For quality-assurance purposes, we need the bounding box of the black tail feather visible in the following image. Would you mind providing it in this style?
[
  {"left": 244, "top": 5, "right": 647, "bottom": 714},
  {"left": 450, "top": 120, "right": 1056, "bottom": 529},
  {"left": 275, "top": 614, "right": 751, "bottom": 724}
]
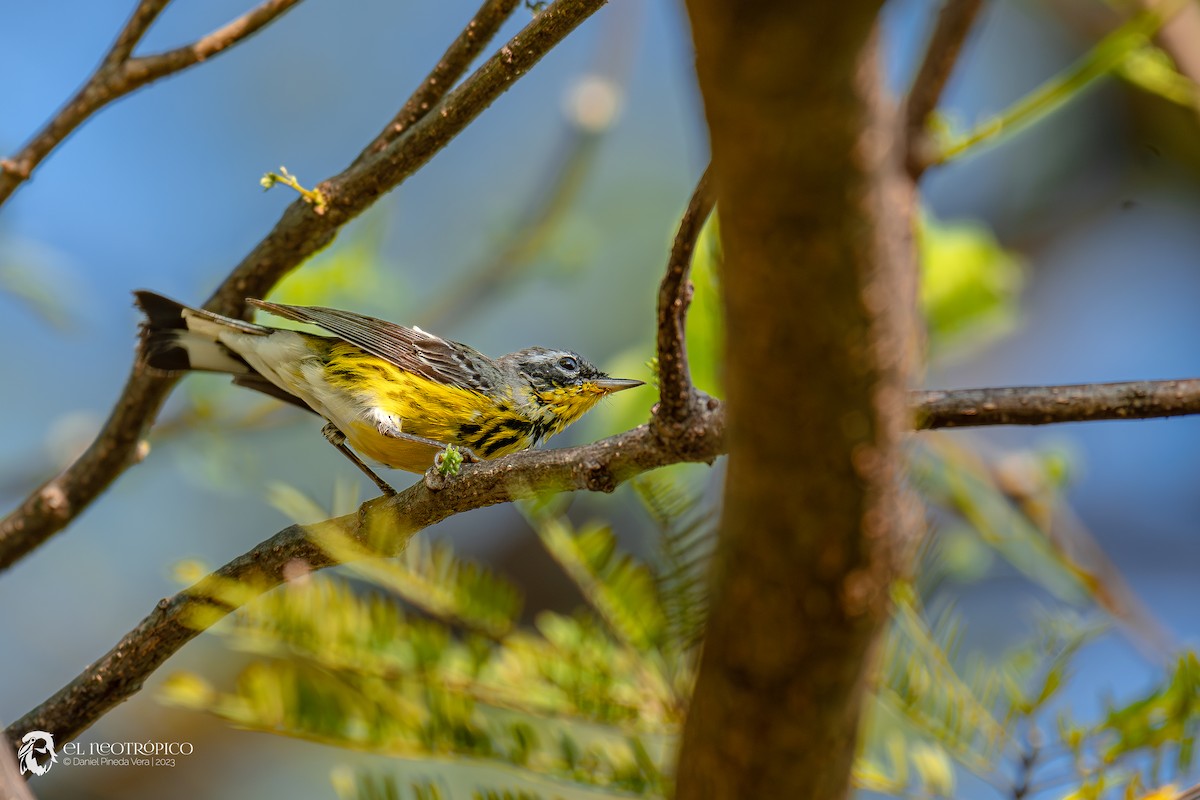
[
  {"left": 134, "top": 290, "right": 310, "bottom": 411},
  {"left": 134, "top": 292, "right": 193, "bottom": 372},
  {"left": 134, "top": 290, "right": 189, "bottom": 330},
  {"left": 133, "top": 290, "right": 251, "bottom": 374}
]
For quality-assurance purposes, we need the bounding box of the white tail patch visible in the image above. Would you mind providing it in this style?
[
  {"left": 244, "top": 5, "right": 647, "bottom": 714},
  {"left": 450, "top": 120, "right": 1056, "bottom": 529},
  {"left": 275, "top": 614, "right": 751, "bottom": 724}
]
[{"left": 169, "top": 332, "right": 251, "bottom": 373}]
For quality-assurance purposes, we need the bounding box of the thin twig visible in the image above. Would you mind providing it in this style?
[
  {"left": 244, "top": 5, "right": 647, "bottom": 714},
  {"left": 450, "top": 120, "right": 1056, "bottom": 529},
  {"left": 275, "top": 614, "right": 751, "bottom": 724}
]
[
  {"left": 0, "top": 0, "right": 303, "bottom": 206},
  {"left": 904, "top": 0, "right": 985, "bottom": 179},
  {"left": 0, "top": 0, "right": 609, "bottom": 572},
  {"left": 913, "top": 379, "right": 1200, "bottom": 428},
  {"left": 105, "top": 0, "right": 172, "bottom": 67},
  {"left": 3, "top": 417, "right": 725, "bottom": 749},
  {"left": 354, "top": 0, "right": 521, "bottom": 164},
  {"left": 653, "top": 166, "right": 715, "bottom": 441},
  {"left": 131, "top": 0, "right": 304, "bottom": 75}
]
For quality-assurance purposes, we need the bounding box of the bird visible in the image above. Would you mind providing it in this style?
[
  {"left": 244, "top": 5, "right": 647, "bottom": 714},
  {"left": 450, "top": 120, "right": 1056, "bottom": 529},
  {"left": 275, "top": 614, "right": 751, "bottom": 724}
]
[{"left": 133, "top": 291, "right": 644, "bottom": 495}]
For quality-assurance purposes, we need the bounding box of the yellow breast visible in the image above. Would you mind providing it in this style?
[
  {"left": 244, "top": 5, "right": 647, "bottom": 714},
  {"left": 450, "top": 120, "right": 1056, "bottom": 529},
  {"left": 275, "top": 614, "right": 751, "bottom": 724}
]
[{"left": 323, "top": 345, "right": 541, "bottom": 471}]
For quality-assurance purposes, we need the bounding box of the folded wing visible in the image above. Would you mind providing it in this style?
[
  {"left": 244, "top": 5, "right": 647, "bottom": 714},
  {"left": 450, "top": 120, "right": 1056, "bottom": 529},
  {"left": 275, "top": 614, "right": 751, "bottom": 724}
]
[{"left": 248, "top": 299, "right": 499, "bottom": 393}]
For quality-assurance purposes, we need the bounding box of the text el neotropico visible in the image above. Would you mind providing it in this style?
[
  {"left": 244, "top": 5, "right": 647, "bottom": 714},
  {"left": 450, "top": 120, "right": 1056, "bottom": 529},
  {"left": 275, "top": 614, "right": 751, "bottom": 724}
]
[{"left": 60, "top": 740, "right": 193, "bottom": 765}]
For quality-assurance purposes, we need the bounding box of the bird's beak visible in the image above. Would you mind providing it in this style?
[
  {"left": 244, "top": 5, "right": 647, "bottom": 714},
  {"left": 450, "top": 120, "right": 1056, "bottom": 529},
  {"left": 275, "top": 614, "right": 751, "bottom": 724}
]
[{"left": 594, "top": 377, "right": 645, "bottom": 393}]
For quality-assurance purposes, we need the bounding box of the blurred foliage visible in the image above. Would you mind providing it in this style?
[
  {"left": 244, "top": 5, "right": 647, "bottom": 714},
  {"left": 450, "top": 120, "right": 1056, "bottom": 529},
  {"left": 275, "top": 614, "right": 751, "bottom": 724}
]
[
  {"left": 913, "top": 437, "right": 1091, "bottom": 606},
  {"left": 918, "top": 210, "right": 1023, "bottom": 361},
  {"left": 1119, "top": 44, "right": 1200, "bottom": 108},
  {"left": 0, "top": 236, "right": 79, "bottom": 330},
  {"left": 268, "top": 208, "right": 392, "bottom": 312},
  {"left": 931, "top": 6, "right": 1189, "bottom": 166},
  {"left": 160, "top": 455, "right": 1200, "bottom": 799}
]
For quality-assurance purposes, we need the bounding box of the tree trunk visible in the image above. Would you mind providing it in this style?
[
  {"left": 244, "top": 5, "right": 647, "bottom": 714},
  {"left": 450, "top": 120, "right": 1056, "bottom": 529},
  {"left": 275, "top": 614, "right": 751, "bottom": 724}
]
[{"left": 674, "top": 4, "right": 919, "bottom": 798}]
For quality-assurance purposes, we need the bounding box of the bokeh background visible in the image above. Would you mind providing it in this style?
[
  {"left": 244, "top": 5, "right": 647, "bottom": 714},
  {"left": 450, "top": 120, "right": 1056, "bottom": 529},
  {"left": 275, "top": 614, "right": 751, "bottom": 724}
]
[{"left": 2, "top": 0, "right": 1200, "bottom": 797}]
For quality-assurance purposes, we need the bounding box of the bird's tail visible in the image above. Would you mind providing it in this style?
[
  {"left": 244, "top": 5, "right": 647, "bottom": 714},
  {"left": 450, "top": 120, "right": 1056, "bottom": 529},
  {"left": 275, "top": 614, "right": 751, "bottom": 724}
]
[{"left": 133, "top": 291, "right": 267, "bottom": 374}]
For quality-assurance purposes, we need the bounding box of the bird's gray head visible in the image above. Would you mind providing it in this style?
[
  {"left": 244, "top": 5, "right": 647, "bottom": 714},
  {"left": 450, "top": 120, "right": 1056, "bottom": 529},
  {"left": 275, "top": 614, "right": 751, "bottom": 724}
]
[
  {"left": 504, "top": 347, "right": 606, "bottom": 392},
  {"left": 499, "top": 347, "right": 644, "bottom": 429}
]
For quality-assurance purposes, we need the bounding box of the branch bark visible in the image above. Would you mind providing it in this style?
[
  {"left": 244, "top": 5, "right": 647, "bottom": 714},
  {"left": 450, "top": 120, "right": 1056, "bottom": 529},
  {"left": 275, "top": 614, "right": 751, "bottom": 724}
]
[
  {"left": 675, "top": 2, "right": 918, "bottom": 798},
  {"left": 0, "top": 0, "right": 303, "bottom": 206},
  {"left": 913, "top": 378, "right": 1200, "bottom": 428},
  {"left": 653, "top": 165, "right": 715, "bottom": 441},
  {"left": 0, "top": 0, "right": 608, "bottom": 572},
  {"left": 4, "top": 417, "right": 724, "bottom": 750},
  {"left": 904, "top": 0, "right": 985, "bottom": 179}
]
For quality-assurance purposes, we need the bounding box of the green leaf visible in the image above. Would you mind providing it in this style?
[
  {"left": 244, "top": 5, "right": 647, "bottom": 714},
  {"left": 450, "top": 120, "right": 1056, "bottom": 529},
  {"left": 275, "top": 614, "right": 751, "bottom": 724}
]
[
  {"left": 632, "top": 472, "right": 714, "bottom": 653},
  {"left": 346, "top": 536, "right": 523, "bottom": 639},
  {"left": 526, "top": 511, "right": 668, "bottom": 655}
]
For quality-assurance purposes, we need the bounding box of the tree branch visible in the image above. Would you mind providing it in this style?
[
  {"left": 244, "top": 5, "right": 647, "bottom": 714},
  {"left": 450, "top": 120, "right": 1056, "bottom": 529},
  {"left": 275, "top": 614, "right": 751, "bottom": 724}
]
[
  {"left": 904, "top": 0, "right": 985, "bottom": 179},
  {"left": 914, "top": 378, "right": 1200, "bottom": 428},
  {"left": 0, "top": 0, "right": 303, "bottom": 206},
  {"left": 354, "top": 0, "right": 521, "bottom": 164},
  {"left": 128, "top": 0, "right": 306, "bottom": 77},
  {"left": 4, "top": 417, "right": 725, "bottom": 750},
  {"left": 0, "top": 0, "right": 608, "bottom": 573},
  {"left": 104, "top": 0, "right": 172, "bottom": 67},
  {"left": 652, "top": 165, "right": 715, "bottom": 439}
]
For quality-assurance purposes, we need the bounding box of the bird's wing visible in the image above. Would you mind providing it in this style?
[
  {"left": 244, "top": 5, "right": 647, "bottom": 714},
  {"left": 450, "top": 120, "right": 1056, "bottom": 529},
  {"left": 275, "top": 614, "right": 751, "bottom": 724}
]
[{"left": 247, "top": 299, "right": 498, "bottom": 392}]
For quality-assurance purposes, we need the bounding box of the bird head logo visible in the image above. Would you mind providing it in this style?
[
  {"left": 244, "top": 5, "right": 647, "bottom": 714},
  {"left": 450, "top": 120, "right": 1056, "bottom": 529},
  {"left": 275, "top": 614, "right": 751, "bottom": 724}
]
[{"left": 18, "top": 730, "right": 57, "bottom": 776}]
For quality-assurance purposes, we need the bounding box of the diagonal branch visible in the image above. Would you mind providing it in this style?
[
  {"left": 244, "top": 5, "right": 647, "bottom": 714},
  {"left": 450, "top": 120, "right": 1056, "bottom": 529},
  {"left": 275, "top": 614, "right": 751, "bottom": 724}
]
[
  {"left": 0, "top": 0, "right": 304, "bottom": 206},
  {"left": 0, "top": 0, "right": 609, "bottom": 573},
  {"left": 3, "top": 417, "right": 725, "bottom": 750},
  {"left": 913, "top": 378, "right": 1200, "bottom": 428},
  {"left": 653, "top": 165, "right": 715, "bottom": 440},
  {"left": 206, "top": 0, "right": 610, "bottom": 315},
  {"left": 354, "top": 0, "right": 520, "bottom": 164},
  {"left": 904, "top": 0, "right": 985, "bottom": 179}
]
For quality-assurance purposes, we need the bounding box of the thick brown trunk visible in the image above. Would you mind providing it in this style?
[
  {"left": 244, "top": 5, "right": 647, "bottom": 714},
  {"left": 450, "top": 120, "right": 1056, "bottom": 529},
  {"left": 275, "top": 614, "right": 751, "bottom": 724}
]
[{"left": 674, "top": 4, "right": 918, "bottom": 798}]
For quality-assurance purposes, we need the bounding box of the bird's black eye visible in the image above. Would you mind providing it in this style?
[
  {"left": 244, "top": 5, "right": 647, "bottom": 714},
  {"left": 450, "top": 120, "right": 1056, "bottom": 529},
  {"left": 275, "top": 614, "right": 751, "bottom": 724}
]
[{"left": 558, "top": 356, "right": 579, "bottom": 372}]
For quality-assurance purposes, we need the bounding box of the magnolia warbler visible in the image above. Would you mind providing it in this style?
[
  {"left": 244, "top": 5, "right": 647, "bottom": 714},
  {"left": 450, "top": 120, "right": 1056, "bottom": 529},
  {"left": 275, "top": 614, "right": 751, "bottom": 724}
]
[{"left": 134, "top": 291, "right": 643, "bottom": 494}]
